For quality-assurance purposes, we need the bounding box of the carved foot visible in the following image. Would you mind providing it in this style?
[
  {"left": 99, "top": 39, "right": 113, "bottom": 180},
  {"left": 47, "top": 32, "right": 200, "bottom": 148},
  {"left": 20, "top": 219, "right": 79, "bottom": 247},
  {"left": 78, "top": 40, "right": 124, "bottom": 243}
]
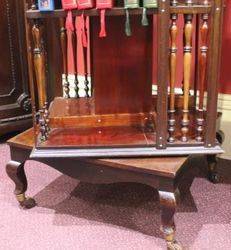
[
  {"left": 158, "top": 190, "right": 182, "bottom": 249},
  {"left": 6, "top": 160, "right": 36, "bottom": 209},
  {"left": 207, "top": 155, "right": 219, "bottom": 184},
  {"left": 16, "top": 193, "right": 36, "bottom": 209}
]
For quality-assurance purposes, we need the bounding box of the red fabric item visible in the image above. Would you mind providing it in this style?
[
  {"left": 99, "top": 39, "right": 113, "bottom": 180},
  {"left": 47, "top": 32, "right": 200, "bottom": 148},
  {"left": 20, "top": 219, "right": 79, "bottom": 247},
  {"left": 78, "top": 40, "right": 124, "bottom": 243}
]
[
  {"left": 81, "top": 14, "right": 88, "bottom": 48},
  {"left": 77, "top": 0, "right": 95, "bottom": 10},
  {"left": 61, "top": 0, "right": 78, "bottom": 10},
  {"left": 96, "top": 0, "right": 113, "bottom": 9},
  {"left": 96, "top": 0, "right": 113, "bottom": 37},
  {"left": 99, "top": 9, "right": 106, "bottom": 37},
  {"left": 66, "top": 11, "right": 76, "bottom": 74}
]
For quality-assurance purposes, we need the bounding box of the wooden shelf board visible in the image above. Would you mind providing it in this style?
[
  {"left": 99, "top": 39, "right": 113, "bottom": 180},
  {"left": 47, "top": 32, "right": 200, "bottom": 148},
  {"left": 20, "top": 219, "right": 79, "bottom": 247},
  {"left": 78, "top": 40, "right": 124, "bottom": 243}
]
[
  {"left": 37, "top": 126, "right": 156, "bottom": 148},
  {"left": 26, "top": 5, "right": 211, "bottom": 19}
]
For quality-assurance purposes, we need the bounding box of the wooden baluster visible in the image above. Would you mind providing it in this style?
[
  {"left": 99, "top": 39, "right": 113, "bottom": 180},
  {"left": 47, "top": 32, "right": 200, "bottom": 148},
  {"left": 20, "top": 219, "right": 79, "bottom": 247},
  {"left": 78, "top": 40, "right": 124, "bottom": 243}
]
[
  {"left": 196, "top": 12, "right": 209, "bottom": 142},
  {"left": 43, "top": 101, "right": 50, "bottom": 138},
  {"left": 83, "top": 16, "right": 90, "bottom": 98},
  {"left": 73, "top": 17, "right": 79, "bottom": 98},
  {"left": 25, "top": 16, "right": 37, "bottom": 144},
  {"left": 32, "top": 21, "right": 49, "bottom": 141},
  {"left": 39, "top": 109, "right": 47, "bottom": 141},
  {"left": 181, "top": 13, "right": 193, "bottom": 142},
  {"left": 32, "top": 21, "right": 46, "bottom": 108},
  {"left": 59, "top": 18, "right": 70, "bottom": 98},
  {"left": 168, "top": 11, "right": 178, "bottom": 143}
]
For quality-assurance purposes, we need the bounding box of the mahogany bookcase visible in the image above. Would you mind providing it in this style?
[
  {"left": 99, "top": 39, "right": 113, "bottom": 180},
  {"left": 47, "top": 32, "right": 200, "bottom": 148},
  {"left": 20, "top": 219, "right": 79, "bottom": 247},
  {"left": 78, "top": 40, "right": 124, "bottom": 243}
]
[{"left": 6, "top": 0, "right": 225, "bottom": 249}]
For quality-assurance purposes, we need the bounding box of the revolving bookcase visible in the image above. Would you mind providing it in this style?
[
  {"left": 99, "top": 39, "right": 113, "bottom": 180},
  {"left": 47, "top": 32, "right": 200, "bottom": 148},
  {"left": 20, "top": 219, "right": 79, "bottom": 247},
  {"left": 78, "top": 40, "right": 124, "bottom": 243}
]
[
  {"left": 6, "top": 0, "right": 225, "bottom": 249},
  {"left": 25, "top": 0, "right": 224, "bottom": 158}
]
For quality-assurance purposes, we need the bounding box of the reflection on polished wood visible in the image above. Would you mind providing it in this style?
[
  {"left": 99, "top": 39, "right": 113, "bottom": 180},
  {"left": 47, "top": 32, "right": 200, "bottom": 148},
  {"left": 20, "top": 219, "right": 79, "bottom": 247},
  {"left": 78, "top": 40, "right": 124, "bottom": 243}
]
[{"left": 38, "top": 126, "right": 155, "bottom": 148}]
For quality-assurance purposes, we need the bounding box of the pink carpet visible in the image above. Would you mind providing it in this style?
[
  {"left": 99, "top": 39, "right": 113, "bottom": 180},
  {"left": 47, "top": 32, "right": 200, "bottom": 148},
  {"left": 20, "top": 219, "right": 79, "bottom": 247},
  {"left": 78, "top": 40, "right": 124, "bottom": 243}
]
[{"left": 0, "top": 141, "right": 231, "bottom": 249}]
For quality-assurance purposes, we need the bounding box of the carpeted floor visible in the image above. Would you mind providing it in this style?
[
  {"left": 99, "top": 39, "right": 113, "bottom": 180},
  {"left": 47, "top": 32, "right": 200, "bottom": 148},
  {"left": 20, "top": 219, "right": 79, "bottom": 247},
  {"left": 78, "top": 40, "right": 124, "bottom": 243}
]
[{"left": 0, "top": 141, "right": 231, "bottom": 250}]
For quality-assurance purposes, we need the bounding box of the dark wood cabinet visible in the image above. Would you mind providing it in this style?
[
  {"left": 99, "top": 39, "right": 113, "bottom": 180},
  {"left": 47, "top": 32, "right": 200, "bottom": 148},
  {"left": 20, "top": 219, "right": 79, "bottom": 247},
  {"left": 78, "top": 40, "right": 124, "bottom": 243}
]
[{"left": 0, "top": 0, "right": 32, "bottom": 135}]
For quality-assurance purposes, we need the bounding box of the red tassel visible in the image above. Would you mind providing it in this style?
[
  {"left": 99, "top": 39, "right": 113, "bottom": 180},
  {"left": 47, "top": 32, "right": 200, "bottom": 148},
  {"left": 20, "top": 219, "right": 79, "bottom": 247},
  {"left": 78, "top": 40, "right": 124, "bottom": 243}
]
[
  {"left": 66, "top": 11, "right": 74, "bottom": 31},
  {"left": 99, "top": 9, "right": 106, "bottom": 38},
  {"left": 65, "top": 10, "right": 75, "bottom": 75},
  {"left": 81, "top": 13, "right": 88, "bottom": 48}
]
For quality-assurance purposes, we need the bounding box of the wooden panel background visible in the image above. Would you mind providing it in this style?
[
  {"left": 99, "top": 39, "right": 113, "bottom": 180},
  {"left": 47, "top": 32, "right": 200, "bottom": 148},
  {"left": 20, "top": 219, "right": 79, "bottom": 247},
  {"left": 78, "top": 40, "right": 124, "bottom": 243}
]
[{"left": 91, "top": 15, "right": 153, "bottom": 114}]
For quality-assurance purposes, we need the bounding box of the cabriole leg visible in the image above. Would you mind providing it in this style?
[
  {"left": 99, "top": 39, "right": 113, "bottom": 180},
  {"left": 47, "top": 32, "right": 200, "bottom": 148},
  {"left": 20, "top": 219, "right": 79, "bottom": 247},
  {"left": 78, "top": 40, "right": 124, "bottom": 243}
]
[
  {"left": 207, "top": 155, "right": 219, "bottom": 183},
  {"left": 6, "top": 160, "right": 36, "bottom": 209},
  {"left": 158, "top": 190, "right": 182, "bottom": 250}
]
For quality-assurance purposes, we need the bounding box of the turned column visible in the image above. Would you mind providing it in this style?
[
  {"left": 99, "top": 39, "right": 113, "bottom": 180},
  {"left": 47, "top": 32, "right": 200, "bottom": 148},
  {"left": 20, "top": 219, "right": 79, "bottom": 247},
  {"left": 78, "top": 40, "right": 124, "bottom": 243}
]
[
  {"left": 32, "top": 21, "right": 49, "bottom": 141},
  {"left": 60, "top": 18, "right": 70, "bottom": 98},
  {"left": 168, "top": 1, "right": 178, "bottom": 142},
  {"left": 73, "top": 17, "right": 79, "bottom": 98},
  {"left": 82, "top": 16, "right": 90, "bottom": 98},
  {"left": 181, "top": 10, "right": 193, "bottom": 142},
  {"left": 196, "top": 11, "right": 209, "bottom": 142}
]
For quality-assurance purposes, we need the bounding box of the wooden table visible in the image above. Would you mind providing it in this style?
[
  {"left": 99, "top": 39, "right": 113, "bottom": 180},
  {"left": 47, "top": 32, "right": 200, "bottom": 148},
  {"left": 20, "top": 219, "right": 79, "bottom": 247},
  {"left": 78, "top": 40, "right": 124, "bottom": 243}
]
[{"left": 6, "top": 128, "right": 219, "bottom": 250}]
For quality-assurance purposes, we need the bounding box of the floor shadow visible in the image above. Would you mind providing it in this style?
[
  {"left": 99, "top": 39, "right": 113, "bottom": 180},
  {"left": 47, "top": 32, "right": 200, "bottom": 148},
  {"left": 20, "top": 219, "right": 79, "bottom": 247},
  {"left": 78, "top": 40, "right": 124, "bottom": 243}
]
[
  {"left": 32, "top": 165, "right": 200, "bottom": 239},
  {"left": 31, "top": 155, "right": 231, "bottom": 245}
]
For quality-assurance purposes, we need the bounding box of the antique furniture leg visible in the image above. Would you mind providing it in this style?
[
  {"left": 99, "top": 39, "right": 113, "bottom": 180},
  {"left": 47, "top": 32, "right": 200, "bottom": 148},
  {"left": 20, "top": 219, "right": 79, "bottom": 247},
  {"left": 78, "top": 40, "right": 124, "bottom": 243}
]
[
  {"left": 206, "top": 154, "right": 219, "bottom": 183},
  {"left": 158, "top": 189, "right": 182, "bottom": 250},
  {"left": 6, "top": 160, "right": 36, "bottom": 209}
]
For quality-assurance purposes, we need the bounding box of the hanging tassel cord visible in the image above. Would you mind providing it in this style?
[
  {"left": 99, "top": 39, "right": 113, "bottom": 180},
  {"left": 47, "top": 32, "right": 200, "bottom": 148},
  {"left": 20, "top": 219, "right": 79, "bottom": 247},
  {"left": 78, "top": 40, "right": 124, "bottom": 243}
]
[{"left": 99, "top": 9, "right": 107, "bottom": 37}]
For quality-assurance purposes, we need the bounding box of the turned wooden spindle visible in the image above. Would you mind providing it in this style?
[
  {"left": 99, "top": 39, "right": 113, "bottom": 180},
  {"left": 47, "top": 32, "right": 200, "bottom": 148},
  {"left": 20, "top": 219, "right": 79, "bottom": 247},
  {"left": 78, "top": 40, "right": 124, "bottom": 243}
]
[
  {"left": 39, "top": 109, "right": 47, "bottom": 141},
  {"left": 43, "top": 101, "right": 50, "bottom": 138},
  {"left": 181, "top": 14, "right": 193, "bottom": 142},
  {"left": 59, "top": 18, "right": 70, "bottom": 98},
  {"left": 168, "top": 13, "right": 178, "bottom": 143},
  {"left": 25, "top": 19, "right": 37, "bottom": 144},
  {"left": 196, "top": 13, "right": 209, "bottom": 142},
  {"left": 32, "top": 21, "right": 47, "bottom": 110},
  {"left": 73, "top": 18, "right": 79, "bottom": 98},
  {"left": 32, "top": 21, "right": 49, "bottom": 141},
  {"left": 82, "top": 16, "right": 90, "bottom": 98}
]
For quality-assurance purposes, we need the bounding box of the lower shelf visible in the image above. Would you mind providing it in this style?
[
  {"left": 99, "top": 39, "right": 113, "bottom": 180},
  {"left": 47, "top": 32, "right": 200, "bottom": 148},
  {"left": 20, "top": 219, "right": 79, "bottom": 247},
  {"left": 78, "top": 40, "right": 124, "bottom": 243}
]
[{"left": 38, "top": 126, "right": 156, "bottom": 148}]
